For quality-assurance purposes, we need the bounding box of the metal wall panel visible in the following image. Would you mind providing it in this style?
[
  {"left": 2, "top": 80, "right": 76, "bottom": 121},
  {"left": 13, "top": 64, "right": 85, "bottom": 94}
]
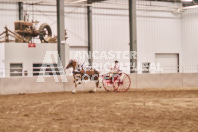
[
  {"left": 92, "top": 1, "right": 182, "bottom": 73},
  {"left": 69, "top": 47, "right": 88, "bottom": 62},
  {"left": 182, "top": 8, "right": 198, "bottom": 73},
  {"left": 0, "top": 3, "right": 18, "bottom": 33},
  {"left": 65, "top": 7, "right": 88, "bottom": 46},
  {"left": 137, "top": 15, "right": 182, "bottom": 64},
  {"left": 92, "top": 3, "right": 130, "bottom": 73},
  {"left": 0, "top": 1, "right": 193, "bottom": 74}
]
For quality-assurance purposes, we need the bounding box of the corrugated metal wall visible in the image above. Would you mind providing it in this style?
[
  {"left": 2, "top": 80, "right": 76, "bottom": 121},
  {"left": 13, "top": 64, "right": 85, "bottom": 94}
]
[
  {"left": 92, "top": 1, "right": 130, "bottom": 72},
  {"left": 0, "top": 2, "right": 18, "bottom": 33},
  {"left": 91, "top": 1, "right": 183, "bottom": 73},
  {"left": 65, "top": 6, "right": 88, "bottom": 47},
  {"left": 137, "top": 1, "right": 183, "bottom": 66},
  {"left": 182, "top": 8, "right": 198, "bottom": 73},
  {"left": 64, "top": 6, "right": 88, "bottom": 62},
  {"left": 0, "top": 0, "right": 198, "bottom": 73}
]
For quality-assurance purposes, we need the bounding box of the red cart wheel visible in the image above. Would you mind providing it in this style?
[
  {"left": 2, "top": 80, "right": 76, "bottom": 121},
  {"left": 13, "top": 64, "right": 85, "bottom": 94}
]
[
  {"left": 114, "top": 73, "right": 131, "bottom": 92},
  {"left": 102, "top": 75, "right": 115, "bottom": 92}
]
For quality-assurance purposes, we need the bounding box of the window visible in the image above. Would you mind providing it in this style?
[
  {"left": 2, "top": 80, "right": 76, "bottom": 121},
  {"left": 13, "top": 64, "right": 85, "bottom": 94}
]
[
  {"left": 142, "top": 62, "right": 150, "bottom": 73},
  {"left": 10, "top": 63, "right": 23, "bottom": 77},
  {"left": 33, "top": 63, "right": 61, "bottom": 76}
]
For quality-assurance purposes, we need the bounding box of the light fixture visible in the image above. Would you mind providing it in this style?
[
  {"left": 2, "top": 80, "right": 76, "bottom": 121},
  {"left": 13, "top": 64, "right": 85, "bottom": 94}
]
[{"left": 181, "top": 0, "right": 193, "bottom": 2}]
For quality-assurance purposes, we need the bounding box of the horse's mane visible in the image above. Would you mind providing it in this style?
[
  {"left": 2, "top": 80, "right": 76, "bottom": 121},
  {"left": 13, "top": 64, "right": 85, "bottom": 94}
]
[{"left": 70, "top": 59, "right": 99, "bottom": 73}]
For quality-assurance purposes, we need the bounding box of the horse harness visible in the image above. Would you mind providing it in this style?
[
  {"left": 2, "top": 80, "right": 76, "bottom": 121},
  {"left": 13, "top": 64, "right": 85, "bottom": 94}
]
[{"left": 73, "top": 62, "right": 88, "bottom": 75}]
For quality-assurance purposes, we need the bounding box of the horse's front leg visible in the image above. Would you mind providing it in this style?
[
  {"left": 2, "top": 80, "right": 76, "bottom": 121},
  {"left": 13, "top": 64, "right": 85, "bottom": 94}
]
[
  {"left": 72, "top": 74, "right": 81, "bottom": 94},
  {"left": 93, "top": 81, "right": 98, "bottom": 92},
  {"left": 72, "top": 79, "right": 77, "bottom": 94},
  {"left": 93, "top": 76, "right": 100, "bottom": 92}
]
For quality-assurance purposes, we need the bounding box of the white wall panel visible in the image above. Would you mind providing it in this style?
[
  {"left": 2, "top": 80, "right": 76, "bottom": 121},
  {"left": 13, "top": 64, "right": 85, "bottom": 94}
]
[
  {"left": 0, "top": 3, "right": 18, "bottom": 33},
  {"left": 92, "top": 3, "right": 130, "bottom": 73},
  {"left": 1, "top": 43, "right": 87, "bottom": 77},
  {"left": 137, "top": 16, "right": 182, "bottom": 64},
  {"left": 65, "top": 7, "right": 88, "bottom": 46},
  {"left": 69, "top": 47, "right": 88, "bottom": 62},
  {"left": 92, "top": 1, "right": 182, "bottom": 73},
  {"left": 182, "top": 8, "right": 198, "bottom": 73},
  {"left": 4, "top": 43, "right": 57, "bottom": 77},
  {"left": 0, "top": 43, "right": 5, "bottom": 77},
  {"left": 1, "top": 1, "right": 197, "bottom": 74}
]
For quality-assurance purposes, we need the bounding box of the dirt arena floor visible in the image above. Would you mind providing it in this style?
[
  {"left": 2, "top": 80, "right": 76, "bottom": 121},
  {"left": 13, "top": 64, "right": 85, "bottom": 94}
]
[{"left": 0, "top": 89, "right": 198, "bottom": 132}]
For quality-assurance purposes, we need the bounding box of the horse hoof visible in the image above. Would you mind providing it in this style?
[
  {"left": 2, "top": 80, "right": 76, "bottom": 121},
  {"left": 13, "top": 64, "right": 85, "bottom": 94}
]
[
  {"left": 89, "top": 90, "right": 95, "bottom": 93},
  {"left": 72, "top": 92, "right": 76, "bottom": 94}
]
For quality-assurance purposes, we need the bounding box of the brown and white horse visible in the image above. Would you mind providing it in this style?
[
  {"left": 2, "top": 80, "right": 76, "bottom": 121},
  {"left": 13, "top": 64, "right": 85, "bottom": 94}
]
[{"left": 65, "top": 60, "right": 100, "bottom": 94}]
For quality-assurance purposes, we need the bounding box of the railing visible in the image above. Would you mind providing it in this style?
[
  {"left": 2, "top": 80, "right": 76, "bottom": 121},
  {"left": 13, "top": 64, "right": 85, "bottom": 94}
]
[
  {"left": 1, "top": 65, "right": 198, "bottom": 78},
  {"left": 0, "top": 67, "right": 65, "bottom": 77}
]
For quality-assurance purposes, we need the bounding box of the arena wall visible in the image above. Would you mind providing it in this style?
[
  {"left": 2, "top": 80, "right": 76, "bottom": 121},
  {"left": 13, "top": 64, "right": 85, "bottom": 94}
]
[
  {"left": 1, "top": 73, "right": 198, "bottom": 95},
  {"left": 4, "top": 43, "right": 57, "bottom": 77},
  {"left": 183, "top": 73, "right": 198, "bottom": 87}
]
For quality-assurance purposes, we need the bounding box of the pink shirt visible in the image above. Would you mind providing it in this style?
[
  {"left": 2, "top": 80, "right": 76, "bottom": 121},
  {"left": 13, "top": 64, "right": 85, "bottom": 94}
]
[{"left": 113, "top": 64, "right": 120, "bottom": 72}]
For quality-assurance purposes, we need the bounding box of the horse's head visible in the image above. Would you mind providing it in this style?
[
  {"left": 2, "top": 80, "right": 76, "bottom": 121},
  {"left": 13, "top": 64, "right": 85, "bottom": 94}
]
[{"left": 66, "top": 60, "right": 77, "bottom": 69}]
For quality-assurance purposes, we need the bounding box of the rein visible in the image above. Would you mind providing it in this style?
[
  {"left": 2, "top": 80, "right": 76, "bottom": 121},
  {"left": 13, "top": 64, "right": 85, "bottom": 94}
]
[{"left": 73, "top": 61, "right": 86, "bottom": 74}]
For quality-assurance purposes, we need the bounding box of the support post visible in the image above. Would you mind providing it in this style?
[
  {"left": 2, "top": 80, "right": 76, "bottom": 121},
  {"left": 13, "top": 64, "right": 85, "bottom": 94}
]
[
  {"left": 18, "top": 2, "right": 23, "bottom": 20},
  {"left": 129, "top": 0, "right": 137, "bottom": 73},
  {"left": 87, "top": 1, "right": 93, "bottom": 66},
  {"left": 57, "top": 0, "right": 66, "bottom": 67}
]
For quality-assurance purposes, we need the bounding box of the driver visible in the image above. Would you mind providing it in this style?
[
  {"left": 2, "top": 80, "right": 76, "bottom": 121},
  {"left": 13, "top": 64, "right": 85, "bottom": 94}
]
[
  {"left": 110, "top": 60, "right": 120, "bottom": 73},
  {"left": 109, "top": 60, "right": 120, "bottom": 81}
]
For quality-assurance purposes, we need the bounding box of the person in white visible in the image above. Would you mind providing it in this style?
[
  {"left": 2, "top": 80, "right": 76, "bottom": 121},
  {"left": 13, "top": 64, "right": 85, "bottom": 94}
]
[
  {"left": 110, "top": 60, "right": 120, "bottom": 73},
  {"left": 109, "top": 60, "right": 120, "bottom": 81}
]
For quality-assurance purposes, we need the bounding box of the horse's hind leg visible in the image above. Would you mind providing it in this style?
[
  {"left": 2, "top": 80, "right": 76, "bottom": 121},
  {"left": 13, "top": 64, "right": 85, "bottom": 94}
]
[
  {"left": 93, "top": 78, "right": 100, "bottom": 92},
  {"left": 96, "top": 77, "right": 101, "bottom": 88},
  {"left": 93, "top": 82, "right": 97, "bottom": 92},
  {"left": 95, "top": 82, "right": 99, "bottom": 91}
]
